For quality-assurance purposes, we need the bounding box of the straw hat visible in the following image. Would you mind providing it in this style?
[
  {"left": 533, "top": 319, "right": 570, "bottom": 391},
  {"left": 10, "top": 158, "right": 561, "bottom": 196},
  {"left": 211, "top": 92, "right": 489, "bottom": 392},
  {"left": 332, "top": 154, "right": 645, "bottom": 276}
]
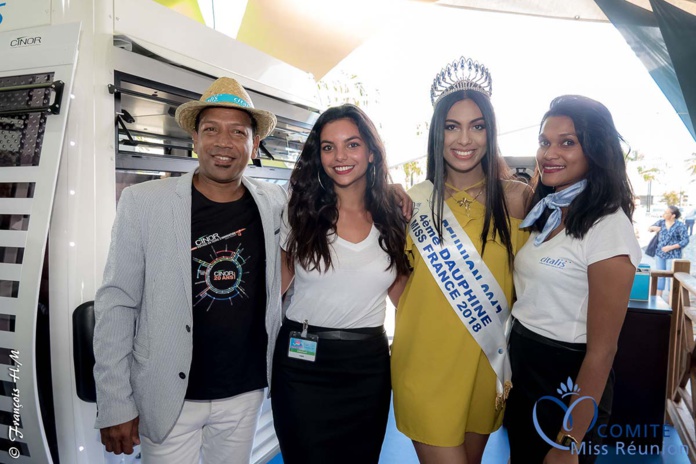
[{"left": 175, "top": 77, "right": 277, "bottom": 139}]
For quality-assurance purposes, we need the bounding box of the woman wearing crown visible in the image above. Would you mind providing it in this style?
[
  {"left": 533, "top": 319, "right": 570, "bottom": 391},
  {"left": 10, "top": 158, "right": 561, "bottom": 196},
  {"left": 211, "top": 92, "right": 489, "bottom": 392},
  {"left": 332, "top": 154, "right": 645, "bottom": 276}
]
[
  {"left": 390, "top": 57, "right": 530, "bottom": 463},
  {"left": 504, "top": 96, "right": 640, "bottom": 463}
]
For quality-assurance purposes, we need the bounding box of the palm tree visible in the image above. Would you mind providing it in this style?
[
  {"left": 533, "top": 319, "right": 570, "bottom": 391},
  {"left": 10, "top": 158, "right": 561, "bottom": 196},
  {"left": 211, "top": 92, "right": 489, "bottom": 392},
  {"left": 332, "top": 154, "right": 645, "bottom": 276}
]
[
  {"left": 402, "top": 160, "right": 424, "bottom": 189},
  {"left": 685, "top": 152, "right": 696, "bottom": 180},
  {"left": 626, "top": 150, "right": 660, "bottom": 182},
  {"left": 317, "top": 71, "right": 378, "bottom": 110},
  {"left": 662, "top": 191, "right": 682, "bottom": 206},
  {"left": 637, "top": 165, "right": 660, "bottom": 183},
  {"left": 626, "top": 151, "right": 661, "bottom": 212}
]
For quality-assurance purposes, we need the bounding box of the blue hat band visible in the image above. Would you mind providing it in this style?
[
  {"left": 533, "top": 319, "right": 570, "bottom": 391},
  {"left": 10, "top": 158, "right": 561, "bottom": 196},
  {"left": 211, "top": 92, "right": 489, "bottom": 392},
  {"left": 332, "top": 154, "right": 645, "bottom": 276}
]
[{"left": 205, "top": 93, "right": 251, "bottom": 108}]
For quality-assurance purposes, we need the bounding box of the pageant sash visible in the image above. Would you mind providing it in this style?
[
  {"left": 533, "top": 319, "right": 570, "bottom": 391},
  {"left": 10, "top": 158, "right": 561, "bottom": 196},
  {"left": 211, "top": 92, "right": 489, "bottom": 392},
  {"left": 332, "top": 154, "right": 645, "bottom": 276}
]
[{"left": 409, "top": 181, "right": 512, "bottom": 408}]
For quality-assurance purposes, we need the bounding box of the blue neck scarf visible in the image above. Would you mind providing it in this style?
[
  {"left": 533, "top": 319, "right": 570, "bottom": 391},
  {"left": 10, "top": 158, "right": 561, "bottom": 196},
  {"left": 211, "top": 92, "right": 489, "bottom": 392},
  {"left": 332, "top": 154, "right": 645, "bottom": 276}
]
[{"left": 520, "top": 179, "right": 588, "bottom": 246}]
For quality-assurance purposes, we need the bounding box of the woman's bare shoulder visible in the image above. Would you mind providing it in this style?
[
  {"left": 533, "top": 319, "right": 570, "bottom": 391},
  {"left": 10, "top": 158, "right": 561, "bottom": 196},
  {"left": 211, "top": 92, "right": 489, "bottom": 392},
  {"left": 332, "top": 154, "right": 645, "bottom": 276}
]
[{"left": 502, "top": 179, "right": 533, "bottom": 220}]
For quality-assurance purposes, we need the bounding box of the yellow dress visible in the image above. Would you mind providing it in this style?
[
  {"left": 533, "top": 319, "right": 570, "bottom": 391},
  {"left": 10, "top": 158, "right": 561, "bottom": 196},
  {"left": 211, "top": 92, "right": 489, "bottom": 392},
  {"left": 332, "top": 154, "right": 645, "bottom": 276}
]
[{"left": 390, "top": 188, "right": 529, "bottom": 447}]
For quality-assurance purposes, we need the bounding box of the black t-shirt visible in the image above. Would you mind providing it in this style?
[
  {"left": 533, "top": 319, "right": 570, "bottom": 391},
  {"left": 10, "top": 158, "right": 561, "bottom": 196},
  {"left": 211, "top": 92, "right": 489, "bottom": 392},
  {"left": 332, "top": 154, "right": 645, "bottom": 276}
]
[{"left": 186, "top": 185, "right": 268, "bottom": 400}]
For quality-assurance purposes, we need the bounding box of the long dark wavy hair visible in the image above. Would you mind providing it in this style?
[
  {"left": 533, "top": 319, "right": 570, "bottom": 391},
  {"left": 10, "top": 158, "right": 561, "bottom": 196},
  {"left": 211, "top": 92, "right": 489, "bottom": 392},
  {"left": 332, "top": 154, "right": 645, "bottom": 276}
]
[
  {"left": 427, "top": 89, "right": 514, "bottom": 261},
  {"left": 530, "top": 95, "right": 635, "bottom": 238},
  {"left": 285, "top": 104, "right": 409, "bottom": 275}
]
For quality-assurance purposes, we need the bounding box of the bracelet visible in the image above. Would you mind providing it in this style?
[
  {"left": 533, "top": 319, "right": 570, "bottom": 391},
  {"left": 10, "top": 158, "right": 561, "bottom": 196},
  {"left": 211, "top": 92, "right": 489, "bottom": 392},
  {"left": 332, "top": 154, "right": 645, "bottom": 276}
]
[{"left": 556, "top": 432, "right": 579, "bottom": 448}]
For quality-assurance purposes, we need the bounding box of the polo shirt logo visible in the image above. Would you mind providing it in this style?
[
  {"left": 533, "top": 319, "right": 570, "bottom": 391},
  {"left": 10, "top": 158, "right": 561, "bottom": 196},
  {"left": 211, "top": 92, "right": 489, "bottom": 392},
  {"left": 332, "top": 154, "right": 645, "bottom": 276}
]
[{"left": 539, "top": 257, "right": 572, "bottom": 269}]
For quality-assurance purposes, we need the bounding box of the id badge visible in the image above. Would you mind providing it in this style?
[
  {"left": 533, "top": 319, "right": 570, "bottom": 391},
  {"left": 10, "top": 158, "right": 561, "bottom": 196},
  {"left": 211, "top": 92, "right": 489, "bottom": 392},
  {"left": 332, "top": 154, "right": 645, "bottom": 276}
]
[{"left": 288, "top": 320, "right": 318, "bottom": 362}]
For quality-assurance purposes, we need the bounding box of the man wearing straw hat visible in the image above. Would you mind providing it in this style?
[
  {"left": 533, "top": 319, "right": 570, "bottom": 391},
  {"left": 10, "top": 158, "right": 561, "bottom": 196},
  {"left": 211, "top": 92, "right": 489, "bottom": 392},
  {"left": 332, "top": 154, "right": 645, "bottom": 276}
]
[{"left": 94, "top": 77, "right": 286, "bottom": 463}]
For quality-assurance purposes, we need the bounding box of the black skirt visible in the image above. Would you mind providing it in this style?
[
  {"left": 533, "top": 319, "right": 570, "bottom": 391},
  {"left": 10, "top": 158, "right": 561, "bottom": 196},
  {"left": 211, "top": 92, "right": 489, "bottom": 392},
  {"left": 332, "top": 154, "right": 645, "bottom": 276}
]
[
  {"left": 271, "top": 319, "right": 391, "bottom": 464},
  {"left": 504, "top": 321, "right": 614, "bottom": 464}
]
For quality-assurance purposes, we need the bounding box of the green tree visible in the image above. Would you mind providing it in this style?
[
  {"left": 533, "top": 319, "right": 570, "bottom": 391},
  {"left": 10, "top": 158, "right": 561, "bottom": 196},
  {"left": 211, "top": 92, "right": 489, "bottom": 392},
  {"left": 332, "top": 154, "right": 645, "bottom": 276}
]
[
  {"left": 317, "top": 71, "right": 378, "bottom": 110},
  {"left": 626, "top": 150, "right": 660, "bottom": 182},
  {"left": 636, "top": 165, "right": 660, "bottom": 183},
  {"left": 685, "top": 152, "right": 696, "bottom": 180},
  {"left": 626, "top": 150, "right": 661, "bottom": 211},
  {"left": 662, "top": 191, "right": 684, "bottom": 206},
  {"left": 402, "top": 160, "right": 424, "bottom": 189}
]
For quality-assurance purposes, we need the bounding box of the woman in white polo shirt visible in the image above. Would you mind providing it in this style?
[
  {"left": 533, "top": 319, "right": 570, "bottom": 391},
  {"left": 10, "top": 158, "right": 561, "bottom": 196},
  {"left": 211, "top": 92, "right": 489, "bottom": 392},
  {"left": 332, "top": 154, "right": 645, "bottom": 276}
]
[
  {"left": 504, "top": 95, "right": 641, "bottom": 464},
  {"left": 271, "top": 104, "right": 409, "bottom": 464}
]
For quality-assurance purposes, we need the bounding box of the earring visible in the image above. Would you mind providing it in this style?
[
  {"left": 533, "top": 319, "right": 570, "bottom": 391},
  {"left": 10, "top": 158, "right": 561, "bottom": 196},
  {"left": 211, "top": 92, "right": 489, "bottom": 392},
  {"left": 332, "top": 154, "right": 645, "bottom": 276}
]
[
  {"left": 317, "top": 171, "right": 326, "bottom": 191},
  {"left": 370, "top": 164, "right": 376, "bottom": 188}
]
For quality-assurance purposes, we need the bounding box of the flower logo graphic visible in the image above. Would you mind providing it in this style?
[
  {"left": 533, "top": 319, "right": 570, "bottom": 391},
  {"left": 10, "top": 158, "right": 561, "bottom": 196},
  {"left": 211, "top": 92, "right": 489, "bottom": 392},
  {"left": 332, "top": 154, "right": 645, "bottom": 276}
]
[
  {"left": 533, "top": 377, "right": 599, "bottom": 450},
  {"left": 557, "top": 377, "right": 581, "bottom": 397}
]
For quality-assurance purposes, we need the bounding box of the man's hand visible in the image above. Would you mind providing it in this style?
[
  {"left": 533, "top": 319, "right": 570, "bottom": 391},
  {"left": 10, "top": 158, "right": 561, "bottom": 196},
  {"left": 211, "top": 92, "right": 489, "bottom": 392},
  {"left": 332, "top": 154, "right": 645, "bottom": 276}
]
[
  {"left": 389, "top": 184, "right": 413, "bottom": 221},
  {"left": 100, "top": 417, "right": 140, "bottom": 455}
]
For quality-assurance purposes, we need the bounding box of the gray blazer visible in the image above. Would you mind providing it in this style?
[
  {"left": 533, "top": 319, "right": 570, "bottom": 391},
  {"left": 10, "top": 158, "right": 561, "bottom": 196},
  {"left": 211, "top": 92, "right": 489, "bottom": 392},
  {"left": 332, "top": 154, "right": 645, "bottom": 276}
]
[{"left": 93, "top": 170, "right": 286, "bottom": 443}]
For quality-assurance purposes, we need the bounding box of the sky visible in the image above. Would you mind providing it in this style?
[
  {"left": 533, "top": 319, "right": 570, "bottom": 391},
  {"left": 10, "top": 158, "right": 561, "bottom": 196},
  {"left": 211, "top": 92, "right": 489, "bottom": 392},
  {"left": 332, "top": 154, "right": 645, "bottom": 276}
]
[{"left": 321, "top": 3, "right": 696, "bottom": 197}]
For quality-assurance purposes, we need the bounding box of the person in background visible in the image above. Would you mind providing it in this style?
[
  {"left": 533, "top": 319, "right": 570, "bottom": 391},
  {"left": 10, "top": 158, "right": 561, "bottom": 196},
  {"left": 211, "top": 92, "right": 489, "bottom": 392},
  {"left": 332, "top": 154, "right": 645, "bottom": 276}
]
[
  {"left": 505, "top": 95, "right": 641, "bottom": 464},
  {"left": 271, "top": 104, "right": 410, "bottom": 464},
  {"left": 683, "top": 208, "right": 694, "bottom": 236},
  {"left": 390, "top": 57, "right": 530, "bottom": 464},
  {"left": 648, "top": 205, "right": 689, "bottom": 297}
]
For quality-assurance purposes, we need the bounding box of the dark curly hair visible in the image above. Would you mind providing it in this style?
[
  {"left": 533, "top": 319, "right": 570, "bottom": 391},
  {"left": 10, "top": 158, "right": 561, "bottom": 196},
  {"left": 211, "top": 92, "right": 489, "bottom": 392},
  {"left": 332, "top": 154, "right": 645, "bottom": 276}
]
[
  {"left": 285, "top": 104, "right": 409, "bottom": 275},
  {"left": 426, "top": 89, "right": 514, "bottom": 263},
  {"left": 530, "top": 95, "right": 635, "bottom": 238}
]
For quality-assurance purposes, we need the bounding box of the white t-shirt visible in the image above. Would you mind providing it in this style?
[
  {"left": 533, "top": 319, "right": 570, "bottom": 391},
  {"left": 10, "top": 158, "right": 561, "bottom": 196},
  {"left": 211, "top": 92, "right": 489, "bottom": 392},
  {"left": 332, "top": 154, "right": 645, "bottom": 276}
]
[
  {"left": 512, "top": 209, "right": 641, "bottom": 343},
  {"left": 280, "top": 211, "right": 396, "bottom": 329}
]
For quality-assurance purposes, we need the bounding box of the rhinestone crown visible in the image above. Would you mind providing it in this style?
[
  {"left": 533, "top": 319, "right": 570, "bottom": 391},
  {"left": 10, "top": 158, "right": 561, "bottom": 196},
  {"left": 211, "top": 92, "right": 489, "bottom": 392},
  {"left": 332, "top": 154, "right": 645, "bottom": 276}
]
[{"left": 430, "top": 57, "right": 492, "bottom": 106}]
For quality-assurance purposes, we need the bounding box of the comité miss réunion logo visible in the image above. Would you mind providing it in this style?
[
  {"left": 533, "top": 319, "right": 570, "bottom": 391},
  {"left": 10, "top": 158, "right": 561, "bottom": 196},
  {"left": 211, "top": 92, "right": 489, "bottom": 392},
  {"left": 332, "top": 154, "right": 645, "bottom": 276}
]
[{"left": 533, "top": 377, "right": 599, "bottom": 451}]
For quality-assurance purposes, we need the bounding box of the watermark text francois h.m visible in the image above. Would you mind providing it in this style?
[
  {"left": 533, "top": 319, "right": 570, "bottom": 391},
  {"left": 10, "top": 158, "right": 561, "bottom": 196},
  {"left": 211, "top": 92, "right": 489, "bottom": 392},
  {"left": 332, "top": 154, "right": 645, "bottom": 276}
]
[{"left": 8, "top": 350, "right": 23, "bottom": 459}]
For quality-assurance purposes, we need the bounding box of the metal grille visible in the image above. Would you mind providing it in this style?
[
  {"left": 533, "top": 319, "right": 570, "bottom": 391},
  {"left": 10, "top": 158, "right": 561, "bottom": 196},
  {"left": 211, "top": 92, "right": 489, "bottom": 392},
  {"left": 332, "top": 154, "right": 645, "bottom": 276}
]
[
  {"left": 0, "top": 74, "right": 53, "bottom": 167},
  {"left": 0, "top": 74, "right": 52, "bottom": 301},
  {"left": 0, "top": 183, "right": 35, "bottom": 198},
  {"left": 0, "top": 280, "right": 19, "bottom": 298},
  {"left": 0, "top": 184, "right": 32, "bottom": 266},
  {"left": 0, "top": 23, "right": 78, "bottom": 463},
  {"left": 0, "top": 215, "right": 30, "bottom": 231},
  {"left": 0, "top": 247, "right": 23, "bottom": 264}
]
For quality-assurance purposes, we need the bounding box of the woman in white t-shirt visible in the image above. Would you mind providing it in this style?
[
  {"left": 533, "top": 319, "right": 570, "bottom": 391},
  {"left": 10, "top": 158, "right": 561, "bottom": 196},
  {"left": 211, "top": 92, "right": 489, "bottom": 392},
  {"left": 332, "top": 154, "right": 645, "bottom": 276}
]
[
  {"left": 503, "top": 95, "right": 641, "bottom": 464},
  {"left": 271, "top": 104, "right": 410, "bottom": 464}
]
